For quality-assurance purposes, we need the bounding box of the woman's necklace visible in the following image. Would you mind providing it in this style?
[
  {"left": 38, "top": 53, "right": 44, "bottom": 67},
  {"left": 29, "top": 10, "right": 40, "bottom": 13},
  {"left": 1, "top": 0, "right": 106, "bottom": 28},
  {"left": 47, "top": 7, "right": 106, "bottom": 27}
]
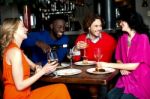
[
  {"left": 127, "top": 30, "right": 136, "bottom": 47},
  {"left": 127, "top": 38, "right": 131, "bottom": 46},
  {"left": 127, "top": 36, "right": 131, "bottom": 57}
]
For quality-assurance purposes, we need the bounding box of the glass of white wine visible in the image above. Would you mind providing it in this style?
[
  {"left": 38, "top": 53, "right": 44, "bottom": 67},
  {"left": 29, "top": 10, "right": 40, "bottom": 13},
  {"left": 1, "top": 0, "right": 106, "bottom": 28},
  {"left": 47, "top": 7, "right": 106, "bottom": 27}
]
[
  {"left": 67, "top": 48, "right": 73, "bottom": 68},
  {"left": 47, "top": 51, "right": 58, "bottom": 63}
]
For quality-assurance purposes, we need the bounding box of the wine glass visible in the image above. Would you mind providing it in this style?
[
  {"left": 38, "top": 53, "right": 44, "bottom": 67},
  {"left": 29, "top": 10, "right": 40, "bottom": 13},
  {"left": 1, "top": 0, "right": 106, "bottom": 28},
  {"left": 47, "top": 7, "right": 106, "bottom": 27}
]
[
  {"left": 82, "top": 38, "right": 88, "bottom": 62},
  {"left": 47, "top": 51, "right": 58, "bottom": 63},
  {"left": 94, "top": 48, "right": 102, "bottom": 62},
  {"left": 67, "top": 48, "right": 73, "bottom": 68},
  {"left": 47, "top": 51, "right": 59, "bottom": 77},
  {"left": 82, "top": 48, "right": 88, "bottom": 64}
]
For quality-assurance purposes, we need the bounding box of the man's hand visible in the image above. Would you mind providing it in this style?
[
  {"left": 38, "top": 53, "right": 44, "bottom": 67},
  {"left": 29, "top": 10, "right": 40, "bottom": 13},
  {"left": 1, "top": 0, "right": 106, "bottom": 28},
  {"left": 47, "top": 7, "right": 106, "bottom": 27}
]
[
  {"left": 36, "top": 41, "right": 51, "bottom": 53},
  {"left": 74, "top": 41, "right": 88, "bottom": 51}
]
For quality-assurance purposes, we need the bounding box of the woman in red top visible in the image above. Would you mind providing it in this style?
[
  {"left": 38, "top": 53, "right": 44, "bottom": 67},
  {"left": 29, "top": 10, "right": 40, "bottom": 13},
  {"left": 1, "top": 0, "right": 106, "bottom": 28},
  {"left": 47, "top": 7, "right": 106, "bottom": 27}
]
[
  {"left": 73, "top": 14, "right": 116, "bottom": 62},
  {"left": 0, "top": 18, "right": 71, "bottom": 99}
]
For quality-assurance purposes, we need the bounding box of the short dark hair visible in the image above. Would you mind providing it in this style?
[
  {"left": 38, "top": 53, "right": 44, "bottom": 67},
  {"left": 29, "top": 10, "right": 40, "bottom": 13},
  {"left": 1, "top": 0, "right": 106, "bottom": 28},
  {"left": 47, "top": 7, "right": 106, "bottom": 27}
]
[
  {"left": 118, "top": 11, "right": 149, "bottom": 33},
  {"left": 48, "top": 14, "right": 67, "bottom": 24},
  {"left": 82, "top": 13, "right": 104, "bottom": 32}
]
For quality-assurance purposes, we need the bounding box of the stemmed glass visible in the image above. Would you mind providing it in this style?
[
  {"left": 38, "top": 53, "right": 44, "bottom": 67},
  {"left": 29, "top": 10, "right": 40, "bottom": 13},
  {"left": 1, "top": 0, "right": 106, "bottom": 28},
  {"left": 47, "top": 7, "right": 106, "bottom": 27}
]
[
  {"left": 67, "top": 48, "right": 73, "bottom": 68},
  {"left": 94, "top": 48, "right": 104, "bottom": 72},
  {"left": 94, "top": 48, "right": 102, "bottom": 63},
  {"left": 47, "top": 51, "right": 59, "bottom": 77},
  {"left": 82, "top": 38, "right": 88, "bottom": 61},
  {"left": 47, "top": 51, "right": 58, "bottom": 63}
]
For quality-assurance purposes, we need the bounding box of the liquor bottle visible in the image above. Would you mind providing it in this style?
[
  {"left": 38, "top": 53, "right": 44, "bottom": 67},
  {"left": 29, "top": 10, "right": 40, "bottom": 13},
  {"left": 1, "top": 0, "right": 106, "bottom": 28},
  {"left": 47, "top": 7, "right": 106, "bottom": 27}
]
[{"left": 23, "top": 0, "right": 31, "bottom": 31}]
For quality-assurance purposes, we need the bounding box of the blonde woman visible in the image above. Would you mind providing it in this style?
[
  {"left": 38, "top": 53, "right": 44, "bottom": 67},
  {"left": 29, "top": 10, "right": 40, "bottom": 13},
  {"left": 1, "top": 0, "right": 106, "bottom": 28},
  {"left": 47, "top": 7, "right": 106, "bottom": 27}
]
[{"left": 0, "top": 18, "right": 71, "bottom": 99}]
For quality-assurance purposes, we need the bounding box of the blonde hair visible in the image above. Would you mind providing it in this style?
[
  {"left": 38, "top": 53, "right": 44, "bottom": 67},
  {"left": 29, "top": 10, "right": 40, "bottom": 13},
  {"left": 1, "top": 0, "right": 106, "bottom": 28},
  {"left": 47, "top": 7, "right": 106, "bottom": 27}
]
[{"left": 0, "top": 18, "right": 21, "bottom": 57}]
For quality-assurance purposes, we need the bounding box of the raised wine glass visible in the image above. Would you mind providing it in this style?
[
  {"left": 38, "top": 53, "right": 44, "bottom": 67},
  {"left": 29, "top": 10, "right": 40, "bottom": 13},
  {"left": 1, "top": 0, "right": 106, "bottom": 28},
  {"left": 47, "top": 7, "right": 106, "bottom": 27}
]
[
  {"left": 67, "top": 48, "right": 73, "bottom": 68},
  {"left": 82, "top": 38, "right": 88, "bottom": 62}
]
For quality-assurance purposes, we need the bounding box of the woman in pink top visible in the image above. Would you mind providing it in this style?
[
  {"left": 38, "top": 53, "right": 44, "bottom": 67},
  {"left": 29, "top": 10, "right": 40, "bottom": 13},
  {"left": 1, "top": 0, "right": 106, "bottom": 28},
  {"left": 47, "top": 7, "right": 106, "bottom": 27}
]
[{"left": 98, "top": 12, "right": 150, "bottom": 99}]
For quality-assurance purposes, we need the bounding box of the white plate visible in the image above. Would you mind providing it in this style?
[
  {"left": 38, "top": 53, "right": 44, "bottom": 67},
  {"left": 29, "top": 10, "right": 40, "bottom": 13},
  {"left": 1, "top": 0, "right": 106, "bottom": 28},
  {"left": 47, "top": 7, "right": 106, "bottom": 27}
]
[
  {"left": 55, "top": 68, "right": 82, "bottom": 76},
  {"left": 74, "top": 61, "right": 96, "bottom": 66},
  {"left": 57, "top": 63, "right": 70, "bottom": 69},
  {"left": 86, "top": 67, "right": 115, "bottom": 74}
]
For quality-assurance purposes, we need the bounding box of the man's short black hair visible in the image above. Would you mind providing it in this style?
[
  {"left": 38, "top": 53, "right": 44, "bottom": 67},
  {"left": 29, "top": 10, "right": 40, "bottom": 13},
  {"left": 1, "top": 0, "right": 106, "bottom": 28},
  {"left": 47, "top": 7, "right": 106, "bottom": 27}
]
[{"left": 48, "top": 14, "right": 67, "bottom": 24}]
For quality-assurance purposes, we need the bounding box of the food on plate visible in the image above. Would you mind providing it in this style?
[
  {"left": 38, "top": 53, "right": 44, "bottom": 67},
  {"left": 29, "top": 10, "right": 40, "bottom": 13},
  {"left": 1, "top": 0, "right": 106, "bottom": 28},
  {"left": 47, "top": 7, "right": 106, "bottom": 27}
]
[
  {"left": 95, "top": 66, "right": 105, "bottom": 72},
  {"left": 82, "top": 59, "right": 88, "bottom": 64}
]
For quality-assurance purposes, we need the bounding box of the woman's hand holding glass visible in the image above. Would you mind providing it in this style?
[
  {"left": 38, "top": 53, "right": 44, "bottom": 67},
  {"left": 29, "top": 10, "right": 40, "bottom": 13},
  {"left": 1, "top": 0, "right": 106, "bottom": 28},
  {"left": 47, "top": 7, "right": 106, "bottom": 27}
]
[
  {"left": 41, "top": 61, "right": 58, "bottom": 75},
  {"left": 46, "top": 51, "right": 59, "bottom": 76}
]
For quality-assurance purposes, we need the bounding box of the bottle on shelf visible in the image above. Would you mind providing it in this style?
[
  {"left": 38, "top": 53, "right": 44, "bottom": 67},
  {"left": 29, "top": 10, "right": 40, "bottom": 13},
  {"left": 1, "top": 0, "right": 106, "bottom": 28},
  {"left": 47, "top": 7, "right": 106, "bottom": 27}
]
[{"left": 23, "top": 0, "right": 31, "bottom": 31}]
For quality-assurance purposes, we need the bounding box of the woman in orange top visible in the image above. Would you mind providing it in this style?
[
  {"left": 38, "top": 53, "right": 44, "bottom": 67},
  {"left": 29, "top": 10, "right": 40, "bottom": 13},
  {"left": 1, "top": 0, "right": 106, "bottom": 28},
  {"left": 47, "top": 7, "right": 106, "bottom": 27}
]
[{"left": 0, "top": 18, "right": 71, "bottom": 99}]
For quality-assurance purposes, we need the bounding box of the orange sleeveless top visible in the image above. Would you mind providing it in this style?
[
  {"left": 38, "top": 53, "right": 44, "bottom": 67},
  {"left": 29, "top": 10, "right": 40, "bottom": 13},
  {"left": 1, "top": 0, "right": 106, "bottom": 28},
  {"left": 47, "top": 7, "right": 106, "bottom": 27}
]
[{"left": 3, "top": 42, "right": 31, "bottom": 99}]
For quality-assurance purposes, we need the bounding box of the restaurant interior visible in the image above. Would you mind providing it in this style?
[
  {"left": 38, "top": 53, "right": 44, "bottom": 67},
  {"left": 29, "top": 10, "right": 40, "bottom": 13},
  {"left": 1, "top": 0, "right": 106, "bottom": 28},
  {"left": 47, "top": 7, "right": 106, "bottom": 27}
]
[
  {"left": 0, "top": 0, "right": 150, "bottom": 99},
  {"left": 0, "top": 0, "right": 150, "bottom": 47}
]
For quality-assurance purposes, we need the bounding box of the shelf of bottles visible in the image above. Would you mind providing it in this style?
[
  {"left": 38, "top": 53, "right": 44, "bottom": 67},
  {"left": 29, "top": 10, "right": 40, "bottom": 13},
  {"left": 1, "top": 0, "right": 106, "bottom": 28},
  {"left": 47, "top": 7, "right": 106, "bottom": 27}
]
[{"left": 38, "top": 0, "right": 76, "bottom": 21}]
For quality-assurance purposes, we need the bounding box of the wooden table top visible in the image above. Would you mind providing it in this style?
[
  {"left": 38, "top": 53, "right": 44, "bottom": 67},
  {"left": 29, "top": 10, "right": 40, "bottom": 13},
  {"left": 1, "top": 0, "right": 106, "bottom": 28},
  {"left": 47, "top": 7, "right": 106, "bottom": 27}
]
[{"left": 40, "top": 64, "right": 118, "bottom": 85}]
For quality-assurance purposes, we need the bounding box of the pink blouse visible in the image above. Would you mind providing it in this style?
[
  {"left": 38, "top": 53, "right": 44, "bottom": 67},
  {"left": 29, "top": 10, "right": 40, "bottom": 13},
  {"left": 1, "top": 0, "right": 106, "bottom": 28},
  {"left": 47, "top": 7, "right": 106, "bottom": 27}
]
[{"left": 115, "top": 33, "right": 150, "bottom": 99}]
